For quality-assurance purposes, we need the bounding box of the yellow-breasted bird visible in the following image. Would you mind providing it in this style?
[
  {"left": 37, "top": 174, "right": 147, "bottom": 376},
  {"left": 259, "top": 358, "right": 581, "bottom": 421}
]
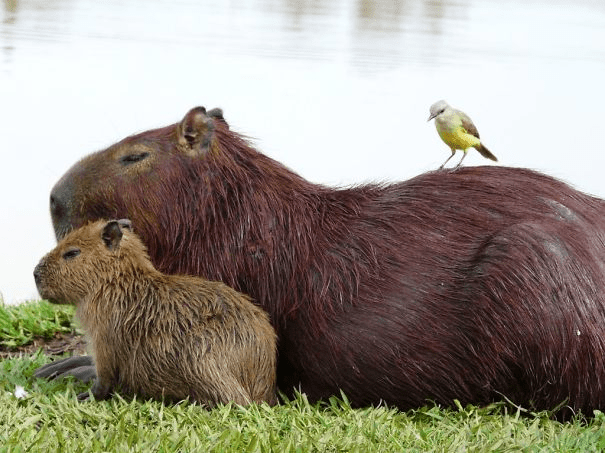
[{"left": 427, "top": 100, "right": 498, "bottom": 169}]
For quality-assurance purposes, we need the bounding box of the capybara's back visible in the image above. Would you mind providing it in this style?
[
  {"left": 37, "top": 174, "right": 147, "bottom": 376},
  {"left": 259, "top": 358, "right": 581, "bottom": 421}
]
[{"left": 34, "top": 219, "right": 277, "bottom": 406}]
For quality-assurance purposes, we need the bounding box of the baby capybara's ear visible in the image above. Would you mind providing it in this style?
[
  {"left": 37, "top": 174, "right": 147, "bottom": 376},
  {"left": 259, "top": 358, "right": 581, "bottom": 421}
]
[
  {"left": 177, "top": 106, "right": 215, "bottom": 155},
  {"left": 102, "top": 220, "right": 125, "bottom": 251},
  {"left": 117, "top": 219, "right": 132, "bottom": 231}
]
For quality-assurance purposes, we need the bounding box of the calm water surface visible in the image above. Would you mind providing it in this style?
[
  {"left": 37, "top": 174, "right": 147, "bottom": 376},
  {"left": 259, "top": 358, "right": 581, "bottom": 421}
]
[{"left": 1, "top": 0, "right": 604, "bottom": 303}]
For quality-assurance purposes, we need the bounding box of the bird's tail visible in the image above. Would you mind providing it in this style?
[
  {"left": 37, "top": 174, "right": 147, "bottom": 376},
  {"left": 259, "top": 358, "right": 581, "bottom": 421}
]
[{"left": 476, "top": 143, "right": 498, "bottom": 162}]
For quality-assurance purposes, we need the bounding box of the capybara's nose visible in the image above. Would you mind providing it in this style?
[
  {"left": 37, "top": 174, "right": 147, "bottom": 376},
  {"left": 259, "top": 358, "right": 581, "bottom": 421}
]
[
  {"left": 50, "top": 192, "right": 63, "bottom": 221},
  {"left": 33, "top": 262, "right": 43, "bottom": 287},
  {"left": 50, "top": 187, "right": 72, "bottom": 241}
]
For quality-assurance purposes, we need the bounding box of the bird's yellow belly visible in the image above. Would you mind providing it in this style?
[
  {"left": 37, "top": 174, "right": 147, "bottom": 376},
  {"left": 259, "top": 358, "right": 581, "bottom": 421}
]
[{"left": 438, "top": 126, "right": 480, "bottom": 150}]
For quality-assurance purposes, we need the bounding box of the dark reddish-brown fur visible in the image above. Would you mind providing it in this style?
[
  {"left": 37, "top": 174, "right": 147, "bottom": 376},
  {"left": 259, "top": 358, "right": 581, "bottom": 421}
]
[{"left": 47, "top": 106, "right": 605, "bottom": 417}]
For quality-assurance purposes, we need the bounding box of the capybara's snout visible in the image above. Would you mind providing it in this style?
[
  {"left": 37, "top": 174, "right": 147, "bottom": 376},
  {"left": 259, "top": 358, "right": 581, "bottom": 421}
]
[
  {"left": 33, "top": 260, "right": 44, "bottom": 288},
  {"left": 50, "top": 182, "right": 72, "bottom": 241},
  {"left": 33, "top": 258, "right": 53, "bottom": 302}
]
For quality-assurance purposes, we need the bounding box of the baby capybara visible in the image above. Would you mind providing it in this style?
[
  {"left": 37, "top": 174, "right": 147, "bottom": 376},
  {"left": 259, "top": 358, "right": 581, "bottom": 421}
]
[
  {"left": 34, "top": 219, "right": 277, "bottom": 406},
  {"left": 40, "top": 105, "right": 605, "bottom": 418}
]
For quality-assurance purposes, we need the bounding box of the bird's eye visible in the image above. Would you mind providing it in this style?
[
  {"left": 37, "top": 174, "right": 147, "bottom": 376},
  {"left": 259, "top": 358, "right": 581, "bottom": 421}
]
[
  {"left": 119, "top": 152, "right": 149, "bottom": 165},
  {"left": 63, "top": 248, "right": 81, "bottom": 260}
]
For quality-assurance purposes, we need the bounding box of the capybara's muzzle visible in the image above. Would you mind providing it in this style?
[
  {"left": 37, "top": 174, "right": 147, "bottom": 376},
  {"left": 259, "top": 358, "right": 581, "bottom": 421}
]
[{"left": 33, "top": 261, "right": 44, "bottom": 288}]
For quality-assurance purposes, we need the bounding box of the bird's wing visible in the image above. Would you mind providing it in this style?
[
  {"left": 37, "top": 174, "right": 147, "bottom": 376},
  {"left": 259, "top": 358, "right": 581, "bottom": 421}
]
[{"left": 456, "top": 110, "right": 480, "bottom": 139}]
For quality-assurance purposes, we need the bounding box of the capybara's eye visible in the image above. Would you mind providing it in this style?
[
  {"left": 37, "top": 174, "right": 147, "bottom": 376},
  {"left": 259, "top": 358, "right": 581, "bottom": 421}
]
[
  {"left": 119, "top": 152, "right": 149, "bottom": 165},
  {"left": 63, "top": 248, "right": 81, "bottom": 260}
]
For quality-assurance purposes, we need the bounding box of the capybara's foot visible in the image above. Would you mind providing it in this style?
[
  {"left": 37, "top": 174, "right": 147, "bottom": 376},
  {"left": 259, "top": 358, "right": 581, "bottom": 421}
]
[
  {"left": 77, "top": 381, "right": 111, "bottom": 402},
  {"left": 34, "top": 356, "right": 96, "bottom": 382}
]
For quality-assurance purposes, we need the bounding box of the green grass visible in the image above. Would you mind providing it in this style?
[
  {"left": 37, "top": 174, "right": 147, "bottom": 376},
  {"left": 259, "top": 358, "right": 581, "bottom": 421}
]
[
  {"left": 2, "top": 300, "right": 605, "bottom": 452},
  {"left": 0, "top": 299, "right": 76, "bottom": 348}
]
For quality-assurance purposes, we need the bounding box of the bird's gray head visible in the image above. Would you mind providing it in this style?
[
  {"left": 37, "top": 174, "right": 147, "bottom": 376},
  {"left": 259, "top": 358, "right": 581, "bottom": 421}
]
[{"left": 427, "top": 100, "right": 450, "bottom": 121}]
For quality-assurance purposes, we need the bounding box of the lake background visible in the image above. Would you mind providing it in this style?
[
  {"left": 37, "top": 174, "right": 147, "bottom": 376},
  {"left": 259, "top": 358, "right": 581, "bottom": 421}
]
[{"left": 1, "top": 0, "right": 604, "bottom": 304}]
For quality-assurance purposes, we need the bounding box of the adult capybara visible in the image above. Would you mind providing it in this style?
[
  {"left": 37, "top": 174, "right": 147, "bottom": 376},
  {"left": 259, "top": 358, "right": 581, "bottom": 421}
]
[
  {"left": 34, "top": 219, "right": 277, "bottom": 406},
  {"left": 40, "top": 105, "right": 605, "bottom": 417}
]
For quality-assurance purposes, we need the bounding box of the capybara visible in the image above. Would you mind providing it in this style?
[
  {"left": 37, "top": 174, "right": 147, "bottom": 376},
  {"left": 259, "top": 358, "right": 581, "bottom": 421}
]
[
  {"left": 34, "top": 219, "right": 277, "bottom": 406},
  {"left": 39, "top": 105, "right": 605, "bottom": 417}
]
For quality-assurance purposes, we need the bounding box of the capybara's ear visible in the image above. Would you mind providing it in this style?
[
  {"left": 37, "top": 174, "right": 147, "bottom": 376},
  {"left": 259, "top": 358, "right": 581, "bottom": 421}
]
[
  {"left": 177, "top": 107, "right": 215, "bottom": 155},
  {"left": 207, "top": 108, "right": 228, "bottom": 128},
  {"left": 117, "top": 219, "right": 132, "bottom": 231},
  {"left": 102, "top": 220, "right": 124, "bottom": 251}
]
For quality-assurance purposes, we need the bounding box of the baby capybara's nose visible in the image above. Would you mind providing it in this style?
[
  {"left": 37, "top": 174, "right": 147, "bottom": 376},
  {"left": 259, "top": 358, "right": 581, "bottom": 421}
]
[{"left": 33, "top": 262, "right": 43, "bottom": 287}]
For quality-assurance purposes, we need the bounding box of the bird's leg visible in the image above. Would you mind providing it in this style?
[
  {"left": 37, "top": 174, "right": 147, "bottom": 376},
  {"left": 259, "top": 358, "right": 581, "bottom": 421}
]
[
  {"left": 455, "top": 150, "right": 469, "bottom": 168},
  {"left": 439, "top": 149, "right": 456, "bottom": 170}
]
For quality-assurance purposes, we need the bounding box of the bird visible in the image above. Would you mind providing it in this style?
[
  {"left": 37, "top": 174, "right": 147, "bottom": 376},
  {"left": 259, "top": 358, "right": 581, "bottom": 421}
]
[{"left": 427, "top": 100, "right": 498, "bottom": 169}]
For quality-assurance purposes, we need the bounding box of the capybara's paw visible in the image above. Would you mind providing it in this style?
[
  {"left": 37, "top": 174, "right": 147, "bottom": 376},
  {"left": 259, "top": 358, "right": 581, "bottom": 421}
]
[
  {"left": 34, "top": 356, "right": 94, "bottom": 381},
  {"left": 77, "top": 391, "right": 91, "bottom": 402},
  {"left": 66, "top": 365, "right": 97, "bottom": 383}
]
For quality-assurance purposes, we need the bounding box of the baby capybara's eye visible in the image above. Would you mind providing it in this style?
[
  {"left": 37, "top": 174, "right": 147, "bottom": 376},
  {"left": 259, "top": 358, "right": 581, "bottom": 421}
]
[
  {"left": 119, "top": 152, "right": 149, "bottom": 165},
  {"left": 62, "top": 248, "right": 81, "bottom": 260}
]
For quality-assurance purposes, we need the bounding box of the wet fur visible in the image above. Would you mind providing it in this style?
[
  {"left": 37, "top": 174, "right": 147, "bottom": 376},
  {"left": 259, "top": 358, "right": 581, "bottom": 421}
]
[
  {"left": 34, "top": 220, "right": 277, "bottom": 406},
  {"left": 48, "top": 106, "right": 605, "bottom": 417}
]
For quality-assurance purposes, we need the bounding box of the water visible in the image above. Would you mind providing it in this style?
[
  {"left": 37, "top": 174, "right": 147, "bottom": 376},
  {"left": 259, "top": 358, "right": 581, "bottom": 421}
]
[{"left": 1, "top": 0, "right": 604, "bottom": 304}]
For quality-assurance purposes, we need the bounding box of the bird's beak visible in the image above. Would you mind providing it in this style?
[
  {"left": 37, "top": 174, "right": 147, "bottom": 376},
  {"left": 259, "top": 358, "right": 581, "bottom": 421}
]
[{"left": 427, "top": 114, "right": 435, "bottom": 122}]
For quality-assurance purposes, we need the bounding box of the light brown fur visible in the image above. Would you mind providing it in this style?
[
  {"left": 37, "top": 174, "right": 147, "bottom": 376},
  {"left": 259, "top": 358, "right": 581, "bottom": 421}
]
[{"left": 34, "top": 219, "right": 277, "bottom": 406}]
